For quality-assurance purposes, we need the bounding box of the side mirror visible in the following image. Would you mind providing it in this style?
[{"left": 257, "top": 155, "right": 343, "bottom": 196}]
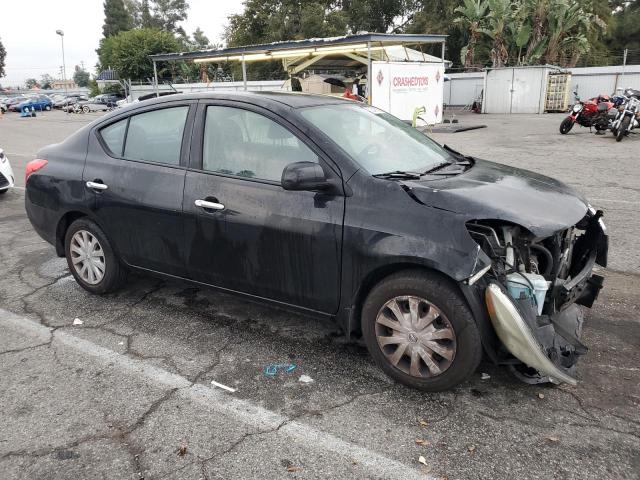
[{"left": 281, "top": 161, "right": 331, "bottom": 192}]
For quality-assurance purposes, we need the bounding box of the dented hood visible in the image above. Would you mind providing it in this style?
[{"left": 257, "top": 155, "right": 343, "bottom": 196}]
[{"left": 404, "top": 159, "right": 588, "bottom": 238}]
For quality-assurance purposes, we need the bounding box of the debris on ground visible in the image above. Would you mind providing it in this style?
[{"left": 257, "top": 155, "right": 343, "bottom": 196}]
[
  {"left": 538, "top": 393, "right": 545, "bottom": 399},
  {"left": 264, "top": 363, "right": 297, "bottom": 376},
  {"left": 480, "top": 373, "right": 490, "bottom": 380},
  {"left": 177, "top": 444, "right": 188, "bottom": 456},
  {"left": 72, "top": 318, "right": 83, "bottom": 326},
  {"left": 415, "top": 439, "right": 430, "bottom": 446},
  {"left": 546, "top": 436, "right": 560, "bottom": 442},
  {"left": 286, "top": 465, "right": 302, "bottom": 473},
  {"left": 467, "top": 444, "right": 476, "bottom": 454},
  {"left": 418, "top": 455, "right": 428, "bottom": 466},
  {"left": 418, "top": 419, "right": 428, "bottom": 427},
  {"left": 298, "top": 374, "right": 314, "bottom": 383},
  {"left": 210, "top": 380, "right": 236, "bottom": 393}
]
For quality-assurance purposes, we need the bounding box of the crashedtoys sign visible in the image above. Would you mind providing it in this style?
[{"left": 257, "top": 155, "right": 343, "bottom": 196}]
[{"left": 371, "top": 61, "right": 444, "bottom": 123}]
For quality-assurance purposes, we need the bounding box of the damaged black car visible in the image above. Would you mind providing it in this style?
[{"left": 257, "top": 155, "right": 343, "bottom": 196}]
[{"left": 24, "top": 92, "right": 608, "bottom": 391}]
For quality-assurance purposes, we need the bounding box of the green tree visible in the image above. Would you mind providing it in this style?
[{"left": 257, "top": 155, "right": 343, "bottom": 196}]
[
  {"left": 98, "top": 28, "right": 181, "bottom": 80},
  {"left": 606, "top": 0, "right": 640, "bottom": 65},
  {"left": 0, "top": 37, "right": 6, "bottom": 78},
  {"left": 454, "top": 0, "right": 489, "bottom": 68},
  {"left": 73, "top": 66, "right": 91, "bottom": 87},
  {"left": 103, "top": 0, "right": 133, "bottom": 37},
  {"left": 191, "top": 27, "right": 211, "bottom": 49},
  {"left": 25, "top": 78, "right": 38, "bottom": 89},
  {"left": 40, "top": 74, "right": 54, "bottom": 89},
  {"left": 149, "top": 0, "right": 189, "bottom": 32}
]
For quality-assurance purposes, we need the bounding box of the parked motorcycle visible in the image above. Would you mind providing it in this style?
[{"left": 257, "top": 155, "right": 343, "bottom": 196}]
[
  {"left": 559, "top": 92, "right": 614, "bottom": 134},
  {"left": 611, "top": 88, "right": 640, "bottom": 142}
]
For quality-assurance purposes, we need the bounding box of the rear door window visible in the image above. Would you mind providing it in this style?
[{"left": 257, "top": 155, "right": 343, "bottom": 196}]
[
  {"left": 124, "top": 106, "right": 189, "bottom": 165},
  {"left": 100, "top": 118, "right": 127, "bottom": 157}
]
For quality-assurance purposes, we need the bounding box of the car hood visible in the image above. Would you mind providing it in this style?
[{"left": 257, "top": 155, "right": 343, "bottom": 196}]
[{"left": 402, "top": 159, "right": 588, "bottom": 238}]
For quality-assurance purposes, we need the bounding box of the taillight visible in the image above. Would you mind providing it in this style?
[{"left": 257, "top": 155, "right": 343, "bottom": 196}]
[{"left": 25, "top": 159, "right": 48, "bottom": 183}]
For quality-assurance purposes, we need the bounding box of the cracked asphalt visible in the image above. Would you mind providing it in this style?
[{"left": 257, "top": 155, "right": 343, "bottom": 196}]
[{"left": 1, "top": 110, "right": 639, "bottom": 479}]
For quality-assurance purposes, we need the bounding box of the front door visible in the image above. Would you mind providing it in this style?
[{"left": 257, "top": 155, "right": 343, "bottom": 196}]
[
  {"left": 84, "top": 102, "right": 194, "bottom": 277},
  {"left": 183, "top": 103, "right": 344, "bottom": 314}
]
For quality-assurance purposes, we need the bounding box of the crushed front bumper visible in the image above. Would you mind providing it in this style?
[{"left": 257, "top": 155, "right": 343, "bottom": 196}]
[{"left": 484, "top": 211, "right": 607, "bottom": 385}]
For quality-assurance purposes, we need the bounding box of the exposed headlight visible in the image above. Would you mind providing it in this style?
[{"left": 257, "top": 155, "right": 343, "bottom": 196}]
[{"left": 572, "top": 104, "right": 582, "bottom": 113}]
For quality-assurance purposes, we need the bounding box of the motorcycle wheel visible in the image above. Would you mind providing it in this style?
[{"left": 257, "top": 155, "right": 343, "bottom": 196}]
[
  {"left": 559, "top": 117, "right": 574, "bottom": 134},
  {"left": 616, "top": 116, "right": 631, "bottom": 142}
]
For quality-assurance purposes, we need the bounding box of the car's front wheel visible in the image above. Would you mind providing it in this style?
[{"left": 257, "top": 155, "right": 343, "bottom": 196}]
[
  {"left": 65, "top": 218, "right": 127, "bottom": 294},
  {"left": 362, "top": 270, "right": 482, "bottom": 392},
  {"left": 45, "top": 105, "right": 51, "bottom": 111}
]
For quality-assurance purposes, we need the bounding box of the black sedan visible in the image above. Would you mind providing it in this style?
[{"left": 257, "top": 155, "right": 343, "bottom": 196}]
[{"left": 24, "top": 92, "right": 607, "bottom": 391}]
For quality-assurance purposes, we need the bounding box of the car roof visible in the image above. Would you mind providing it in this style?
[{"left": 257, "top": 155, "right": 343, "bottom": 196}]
[{"left": 134, "top": 91, "right": 350, "bottom": 109}]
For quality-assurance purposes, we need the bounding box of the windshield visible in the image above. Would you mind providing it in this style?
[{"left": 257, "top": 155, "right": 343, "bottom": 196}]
[{"left": 299, "top": 103, "right": 453, "bottom": 175}]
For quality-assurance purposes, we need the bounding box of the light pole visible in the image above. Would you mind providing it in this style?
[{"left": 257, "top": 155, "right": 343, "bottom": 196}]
[{"left": 55, "top": 30, "right": 67, "bottom": 96}]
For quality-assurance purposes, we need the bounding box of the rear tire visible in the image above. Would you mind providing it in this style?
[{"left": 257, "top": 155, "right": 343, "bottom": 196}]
[
  {"left": 361, "top": 270, "right": 482, "bottom": 392},
  {"left": 64, "top": 218, "right": 127, "bottom": 294},
  {"left": 559, "top": 117, "right": 574, "bottom": 134},
  {"left": 82, "top": 105, "right": 90, "bottom": 114},
  {"left": 616, "top": 116, "right": 631, "bottom": 142}
]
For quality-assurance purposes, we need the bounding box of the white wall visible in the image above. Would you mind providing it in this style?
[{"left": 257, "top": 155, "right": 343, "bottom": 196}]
[
  {"left": 446, "top": 65, "right": 640, "bottom": 109},
  {"left": 444, "top": 73, "right": 484, "bottom": 107}
]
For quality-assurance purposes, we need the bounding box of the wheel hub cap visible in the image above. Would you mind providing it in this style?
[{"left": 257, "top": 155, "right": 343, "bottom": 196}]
[
  {"left": 70, "top": 230, "right": 106, "bottom": 285},
  {"left": 375, "top": 296, "right": 457, "bottom": 378}
]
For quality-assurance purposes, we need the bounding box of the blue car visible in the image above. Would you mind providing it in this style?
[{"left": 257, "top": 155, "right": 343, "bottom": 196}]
[{"left": 16, "top": 95, "right": 52, "bottom": 112}]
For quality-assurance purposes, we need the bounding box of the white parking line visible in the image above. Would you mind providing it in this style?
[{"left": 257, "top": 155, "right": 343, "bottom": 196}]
[{"left": 0, "top": 308, "right": 431, "bottom": 480}]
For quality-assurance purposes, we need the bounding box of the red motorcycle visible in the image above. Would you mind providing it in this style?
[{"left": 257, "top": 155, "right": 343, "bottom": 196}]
[{"left": 559, "top": 93, "right": 614, "bottom": 134}]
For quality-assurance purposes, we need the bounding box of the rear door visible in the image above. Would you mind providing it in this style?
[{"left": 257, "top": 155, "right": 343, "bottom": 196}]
[
  {"left": 84, "top": 101, "right": 196, "bottom": 276},
  {"left": 183, "top": 101, "right": 345, "bottom": 313}
]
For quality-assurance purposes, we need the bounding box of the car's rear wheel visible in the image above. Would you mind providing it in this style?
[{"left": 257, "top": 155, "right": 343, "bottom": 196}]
[
  {"left": 45, "top": 105, "right": 51, "bottom": 111},
  {"left": 65, "top": 218, "right": 127, "bottom": 294},
  {"left": 362, "top": 270, "right": 482, "bottom": 391},
  {"left": 82, "top": 105, "right": 90, "bottom": 114}
]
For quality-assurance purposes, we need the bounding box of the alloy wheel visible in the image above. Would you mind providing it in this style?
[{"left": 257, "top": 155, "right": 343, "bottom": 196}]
[
  {"left": 375, "top": 296, "right": 456, "bottom": 378},
  {"left": 70, "top": 230, "right": 106, "bottom": 285}
]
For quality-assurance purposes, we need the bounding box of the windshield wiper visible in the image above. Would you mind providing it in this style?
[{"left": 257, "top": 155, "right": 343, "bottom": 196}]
[
  {"left": 422, "top": 162, "right": 452, "bottom": 175},
  {"left": 443, "top": 144, "right": 473, "bottom": 164},
  {"left": 373, "top": 170, "right": 422, "bottom": 180}
]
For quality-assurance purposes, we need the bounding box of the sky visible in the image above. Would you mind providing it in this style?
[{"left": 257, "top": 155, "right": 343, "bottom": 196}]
[{"left": 0, "top": 0, "right": 245, "bottom": 87}]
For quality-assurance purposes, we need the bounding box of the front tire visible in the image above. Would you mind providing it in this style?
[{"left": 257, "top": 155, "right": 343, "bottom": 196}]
[
  {"left": 559, "top": 117, "right": 574, "bottom": 134},
  {"left": 616, "top": 116, "right": 631, "bottom": 142},
  {"left": 64, "top": 218, "right": 127, "bottom": 294},
  {"left": 361, "top": 270, "right": 482, "bottom": 392},
  {"left": 45, "top": 105, "right": 51, "bottom": 111}
]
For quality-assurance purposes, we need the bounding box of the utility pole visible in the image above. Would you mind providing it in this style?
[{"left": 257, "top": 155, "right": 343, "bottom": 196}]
[
  {"left": 621, "top": 48, "right": 628, "bottom": 89},
  {"left": 56, "top": 30, "right": 67, "bottom": 96}
]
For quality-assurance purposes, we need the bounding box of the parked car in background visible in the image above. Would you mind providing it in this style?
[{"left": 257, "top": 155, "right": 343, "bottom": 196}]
[
  {"left": 0, "top": 101, "right": 6, "bottom": 114},
  {"left": 24, "top": 92, "right": 608, "bottom": 392},
  {"left": 53, "top": 95, "right": 88, "bottom": 109},
  {"left": 17, "top": 95, "right": 53, "bottom": 112},
  {"left": 6, "top": 96, "right": 29, "bottom": 111},
  {"left": 0, "top": 148, "right": 15, "bottom": 195}
]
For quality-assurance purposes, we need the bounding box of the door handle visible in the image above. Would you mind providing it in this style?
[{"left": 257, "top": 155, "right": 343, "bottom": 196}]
[
  {"left": 195, "top": 199, "right": 225, "bottom": 210},
  {"left": 86, "top": 181, "right": 108, "bottom": 191}
]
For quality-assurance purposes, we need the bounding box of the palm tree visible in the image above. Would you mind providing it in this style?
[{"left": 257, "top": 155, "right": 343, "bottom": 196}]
[
  {"left": 545, "top": 0, "right": 591, "bottom": 64},
  {"left": 454, "top": 0, "right": 489, "bottom": 69},
  {"left": 480, "top": 0, "right": 513, "bottom": 68},
  {"left": 523, "top": 0, "right": 549, "bottom": 63}
]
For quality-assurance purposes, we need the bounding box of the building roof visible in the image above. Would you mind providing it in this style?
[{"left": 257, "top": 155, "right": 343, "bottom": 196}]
[{"left": 149, "top": 33, "right": 447, "bottom": 62}]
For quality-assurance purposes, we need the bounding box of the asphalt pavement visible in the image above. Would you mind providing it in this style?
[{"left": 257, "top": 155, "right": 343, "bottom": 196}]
[{"left": 0, "top": 109, "right": 638, "bottom": 479}]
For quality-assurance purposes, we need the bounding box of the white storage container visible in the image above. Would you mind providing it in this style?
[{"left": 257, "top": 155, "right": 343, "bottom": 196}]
[{"left": 506, "top": 272, "right": 549, "bottom": 316}]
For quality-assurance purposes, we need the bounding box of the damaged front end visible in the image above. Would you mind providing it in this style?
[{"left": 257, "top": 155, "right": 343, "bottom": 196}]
[{"left": 465, "top": 208, "right": 608, "bottom": 385}]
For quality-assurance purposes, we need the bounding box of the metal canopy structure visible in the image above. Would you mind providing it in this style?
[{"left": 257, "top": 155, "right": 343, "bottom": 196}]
[{"left": 149, "top": 33, "right": 447, "bottom": 100}]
